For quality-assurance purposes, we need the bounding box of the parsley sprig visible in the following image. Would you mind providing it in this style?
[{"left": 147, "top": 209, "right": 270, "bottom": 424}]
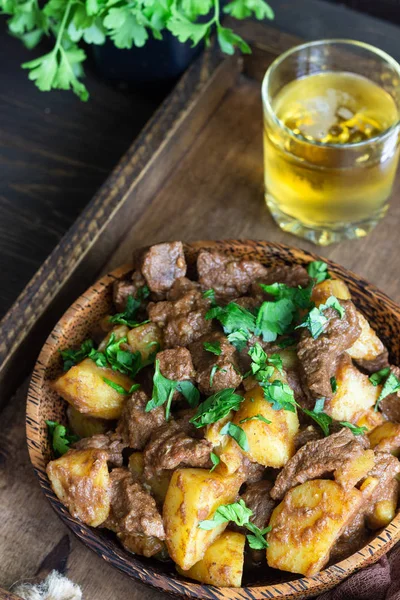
[
  {"left": 302, "top": 398, "right": 367, "bottom": 436},
  {"left": 145, "top": 359, "right": 200, "bottom": 419},
  {"left": 198, "top": 499, "right": 271, "bottom": 550},
  {"left": 46, "top": 420, "right": 79, "bottom": 457},
  {"left": 190, "top": 388, "right": 244, "bottom": 428},
  {"left": 307, "top": 261, "right": 331, "bottom": 284},
  {"left": 296, "top": 295, "right": 344, "bottom": 339},
  {"left": 371, "top": 369, "right": 400, "bottom": 411},
  {"left": 109, "top": 287, "right": 149, "bottom": 327},
  {"left": 3, "top": 0, "right": 274, "bottom": 100},
  {"left": 60, "top": 339, "right": 94, "bottom": 371}
]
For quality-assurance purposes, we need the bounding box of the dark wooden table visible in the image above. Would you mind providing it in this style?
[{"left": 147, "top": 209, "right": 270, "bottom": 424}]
[{"left": 1, "top": 2, "right": 400, "bottom": 599}]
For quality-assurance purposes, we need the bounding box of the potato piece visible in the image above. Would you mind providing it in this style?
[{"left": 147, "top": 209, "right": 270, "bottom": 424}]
[
  {"left": 128, "top": 453, "right": 172, "bottom": 504},
  {"left": 311, "top": 279, "right": 351, "bottom": 306},
  {"left": 369, "top": 422, "right": 400, "bottom": 455},
  {"left": 324, "top": 359, "right": 380, "bottom": 423},
  {"left": 53, "top": 358, "right": 133, "bottom": 420},
  {"left": 347, "top": 312, "right": 386, "bottom": 361},
  {"left": 127, "top": 322, "right": 163, "bottom": 362},
  {"left": 67, "top": 406, "right": 108, "bottom": 438},
  {"left": 177, "top": 531, "right": 245, "bottom": 587},
  {"left": 205, "top": 412, "right": 243, "bottom": 476},
  {"left": 231, "top": 384, "right": 299, "bottom": 468},
  {"left": 368, "top": 499, "right": 397, "bottom": 529},
  {"left": 355, "top": 409, "right": 384, "bottom": 433},
  {"left": 98, "top": 325, "right": 129, "bottom": 351},
  {"left": 46, "top": 448, "right": 110, "bottom": 527},
  {"left": 267, "top": 480, "right": 363, "bottom": 576},
  {"left": 334, "top": 449, "right": 375, "bottom": 490},
  {"left": 163, "top": 468, "right": 242, "bottom": 570}
]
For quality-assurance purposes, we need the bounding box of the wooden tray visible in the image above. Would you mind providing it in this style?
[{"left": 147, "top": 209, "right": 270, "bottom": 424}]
[{"left": 2, "top": 13, "right": 400, "bottom": 599}]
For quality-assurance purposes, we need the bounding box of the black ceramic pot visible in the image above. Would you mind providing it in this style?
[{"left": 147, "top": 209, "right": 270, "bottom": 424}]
[{"left": 92, "top": 32, "right": 203, "bottom": 88}]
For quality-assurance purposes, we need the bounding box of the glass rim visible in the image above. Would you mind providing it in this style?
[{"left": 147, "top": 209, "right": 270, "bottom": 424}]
[{"left": 261, "top": 38, "right": 400, "bottom": 149}]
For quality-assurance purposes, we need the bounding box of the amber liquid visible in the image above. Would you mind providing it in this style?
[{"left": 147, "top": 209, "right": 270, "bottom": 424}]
[{"left": 264, "top": 71, "right": 400, "bottom": 230}]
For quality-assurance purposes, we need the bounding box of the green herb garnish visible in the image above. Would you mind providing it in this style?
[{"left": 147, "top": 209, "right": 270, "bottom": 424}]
[
  {"left": 145, "top": 360, "right": 200, "bottom": 419},
  {"left": 302, "top": 398, "right": 332, "bottom": 436},
  {"left": 255, "top": 298, "right": 295, "bottom": 342},
  {"left": 109, "top": 287, "right": 149, "bottom": 327},
  {"left": 239, "top": 414, "right": 271, "bottom": 425},
  {"left": 60, "top": 339, "right": 94, "bottom": 371},
  {"left": 260, "top": 282, "right": 314, "bottom": 310},
  {"left": 339, "top": 421, "right": 368, "bottom": 435},
  {"left": 206, "top": 302, "right": 256, "bottom": 335},
  {"left": 227, "top": 329, "right": 251, "bottom": 352},
  {"left": 46, "top": 420, "right": 79, "bottom": 457},
  {"left": 203, "top": 289, "right": 217, "bottom": 306},
  {"left": 210, "top": 452, "right": 220, "bottom": 472},
  {"left": 307, "top": 261, "right": 331, "bottom": 284},
  {"left": 204, "top": 341, "right": 222, "bottom": 356},
  {"left": 296, "top": 296, "right": 344, "bottom": 339},
  {"left": 198, "top": 499, "right": 271, "bottom": 549},
  {"left": 330, "top": 376, "right": 337, "bottom": 394},
  {"left": 190, "top": 389, "right": 244, "bottom": 428},
  {"left": 375, "top": 371, "right": 400, "bottom": 411},
  {"left": 219, "top": 421, "right": 249, "bottom": 451},
  {"left": 369, "top": 367, "right": 391, "bottom": 386},
  {"left": 102, "top": 377, "right": 130, "bottom": 394}
]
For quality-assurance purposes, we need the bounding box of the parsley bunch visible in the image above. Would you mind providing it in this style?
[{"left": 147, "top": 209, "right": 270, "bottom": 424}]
[
  {"left": 46, "top": 420, "right": 79, "bottom": 456},
  {"left": 1, "top": 0, "right": 274, "bottom": 100}
]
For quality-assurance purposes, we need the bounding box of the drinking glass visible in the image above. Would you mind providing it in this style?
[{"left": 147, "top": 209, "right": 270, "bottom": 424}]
[{"left": 262, "top": 40, "right": 400, "bottom": 245}]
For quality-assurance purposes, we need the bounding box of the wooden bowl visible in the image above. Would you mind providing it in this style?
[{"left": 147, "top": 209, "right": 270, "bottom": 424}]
[{"left": 27, "top": 240, "right": 400, "bottom": 599}]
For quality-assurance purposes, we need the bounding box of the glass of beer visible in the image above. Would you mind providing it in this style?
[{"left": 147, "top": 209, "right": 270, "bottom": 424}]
[{"left": 262, "top": 40, "right": 400, "bottom": 245}]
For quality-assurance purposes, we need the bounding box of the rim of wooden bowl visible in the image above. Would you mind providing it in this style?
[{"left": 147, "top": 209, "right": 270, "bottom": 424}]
[{"left": 26, "top": 239, "right": 400, "bottom": 600}]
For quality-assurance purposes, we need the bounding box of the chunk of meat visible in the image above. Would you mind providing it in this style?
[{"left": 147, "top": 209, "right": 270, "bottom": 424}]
[
  {"left": 270, "top": 428, "right": 369, "bottom": 500},
  {"left": 294, "top": 426, "right": 322, "bottom": 451},
  {"left": 143, "top": 421, "right": 212, "bottom": 479},
  {"left": 113, "top": 271, "right": 146, "bottom": 312},
  {"left": 355, "top": 350, "right": 389, "bottom": 374},
  {"left": 148, "top": 288, "right": 213, "bottom": 348},
  {"left": 329, "top": 511, "right": 368, "bottom": 564},
  {"left": 167, "top": 277, "right": 201, "bottom": 301},
  {"left": 297, "top": 300, "right": 361, "bottom": 400},
  {"left": 197, "top": 251, "right": 268, "bottom": 301},
  {"left": 73, "top": 432, "right": 127, "bottom": 468},
  {"left": 378, "top": 366, "right": 400, "bottom": 423},
  {"left": 189, "top": 332, "right": 242, "bottom": 395},
  {"left": 104, "top": 468, "right": 165, "bottom": 539},
  {"left": 240, "top": 480, "right": 275, "bottom": 530},
  {"left": 251, "top": 264, "right": 310, "bottom": 300},
  {"left": 140, "top": 242, "right": 186, "bottom": 294},
  {"left": 116, "top": 390, "right": 165, "bottom": 449},
  {"left": 238, "top": 456, "right": 266, "bottom": 484},
  {"left": 157, "top": 347, "right": 195, "bottom": 381}
]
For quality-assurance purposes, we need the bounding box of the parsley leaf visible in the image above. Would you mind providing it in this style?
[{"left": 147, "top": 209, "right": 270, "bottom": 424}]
[
  {"left": 239, "top": 414, "right": 271, "bottom": 425},
  {"left": 340, "top": 421, "right": 368, "bottom": 435},
  {"left": 210, "top": 451, "right": 220, "bottom": 472},
  {"left": 220, "top": 421, "right": 249, "bottom": 451},
  {"left": 375, "top": 371, "right": 400, "bottom": 411},
  {"left": 145, "top": 360, "right": 200, "bottom": 418},
  {"left": 103, "top": 7, "right": 149, "bottom": 49},
  {"left": 262, "top": 379, "right": 297, "bottom": 412},
  {"left": 202, "top": 289, "right": 216, "bottom": 305},
  {"left": 321, "top": 296, "right": 345, "bottom": 318},
  {"left": 255, "top": 298, "right": 295, "bottom": 342},
  {"left": 109, "top": 287, "right": 149, "bottom": 327},
  {"left": 369, "top": 367, "right": 391, "bottom": 386},
  {"left": 302, "top": 407, "right": 332, "bottom": 436},
  {"left": 46, "top": 420, "right": 79, "bottom": 457},
  {"left": 102, "top": 377, "right": 130, "bottom": 394},
  {"left": 296, "top": 296, "right": 343, "bottom": 339},
  {"left": 60, "top": 339, "right": 94, "bottom": 371},
  {"left": 190, "top": 389, "right": 244, "bottom": 428},
  {"left": 248, "top": 343, "right": 282, "bottom": 378},
  {"left": 198, "top": 499, "right": 270, "bottom": 548},
  {"left": 307, "top": 261, "right": 331, "bottom": 284},
  {"left": 227, "top": 329, "right": 251, "bottom": 352},
  {"left": 216, "top": 25, "right": 250, "bottom": 54},
  {"left": 204, "top": 341, "right": 222, "bottom": 356},
  {"left": 330, "top": 376, "right": 337, "bottom": 394},
  {"left": 104, "top": 334, "right": 144, "bottom": 379},
  {"left": 260, "top": 282, "right": 314, "bottom": 310},
  {"left": 206, "top": 302, "right": 256, "bottom": 335}
]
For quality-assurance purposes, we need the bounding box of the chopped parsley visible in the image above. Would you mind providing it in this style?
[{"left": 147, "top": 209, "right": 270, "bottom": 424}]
[
  {"left": 46, "top": 420, "right": 79, "bottom": 457},
  {"left": 302, "top": 398, "right": 332, "bottom": 436},
  {"left": 204, "top": 341, "right": 222, "bottom": 356},
  {"left": 260, "top": 282, "right": 314, "bottom": 310},
  {"left": 219, "top": 421, "right": 249, "bottom": 452},
  {"left": 206, "top": 302, "right": 256, "bottom": 335},
  {"left": 145, "top": 360, "right": 200, "bottom": 419},
  {"left": 340, "top": 421, "right": 368, "bottom": 435},
  {"left": 210, "top": 452, "right": 220, "bottom": 472},
  {"left": 296, "top": 296, "right": 344, "bottom": 339},
  {"left": 330, "top": 376, "right": 337, "bottom": 394},
  {"left": 255, "top": 298, "right": 295, "bottom": 342},
  {"left": 60, "top": 339, "right": 94, "bottom": 371},
  {"left": 198, "top": 499, "right": 271, "bottom": 549},
  {"left": 203, "top": 289, "right": 217, "bottom": 306},
  {"left": 239, "top": 414, "right": 271, "bottom": 425},
  {"left": 369, "top": 367, "right": 391, "bottom": 386},
  {"left": 307, "top": 261, "right": 331, "bottom": 284},
  {"left": 102, "top": 377, "right": 131, "bottom": 394},
  {"left": 209, "top": 364, "right": 227, "bottom": 386},
  {"left": 374, "top": 371, "right": 400, "bottom": 411},
  {"left": 262, "top": 379, "right": 297, "bottom": 412},
  {"left": 190, "top": 389, "right": 244, "bottom": 428},
  {"left": 277, "top": 337, "right": 296, "bottom": 349},
  {"left": 108, "top": 286, "right": 149, "bottom": 328},
  {"left": 227, "top": 329, "right": 251, "bottom": 352}
]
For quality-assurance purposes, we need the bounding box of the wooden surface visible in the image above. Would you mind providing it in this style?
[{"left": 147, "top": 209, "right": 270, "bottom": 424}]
[{"left": 2, "top": 3, "right": 400, "bottom": 599}]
